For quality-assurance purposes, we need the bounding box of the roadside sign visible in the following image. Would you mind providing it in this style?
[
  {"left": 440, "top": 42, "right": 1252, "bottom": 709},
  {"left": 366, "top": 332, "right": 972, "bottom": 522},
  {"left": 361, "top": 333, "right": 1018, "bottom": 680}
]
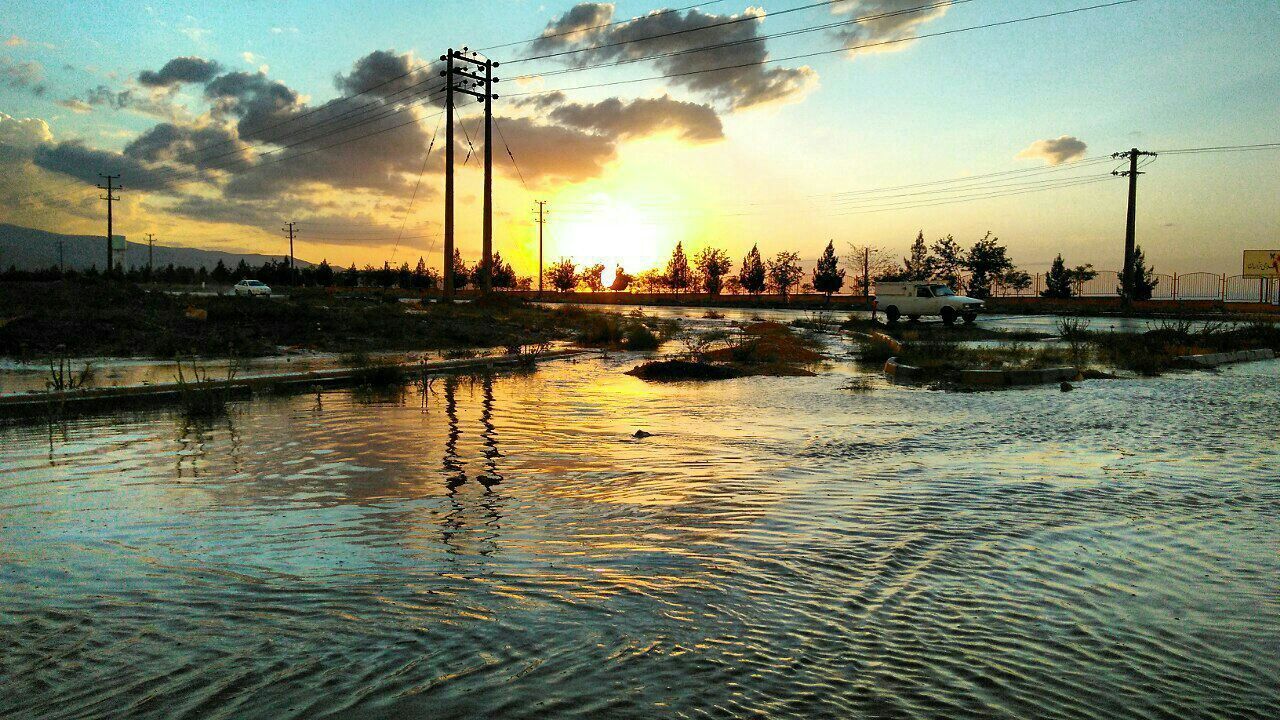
[
  {"left": 111, "top": 235, "right": 127, "bottom": 251},
  {"left": 1243, "top": 250, "right": 1280, "bottom": 278}
]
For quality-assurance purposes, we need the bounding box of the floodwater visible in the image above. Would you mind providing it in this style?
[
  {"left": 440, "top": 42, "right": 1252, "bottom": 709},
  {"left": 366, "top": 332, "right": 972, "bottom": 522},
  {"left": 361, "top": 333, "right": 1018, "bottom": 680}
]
[{"left": 2, "top": 327, "right": 1278, "bottom": 718}]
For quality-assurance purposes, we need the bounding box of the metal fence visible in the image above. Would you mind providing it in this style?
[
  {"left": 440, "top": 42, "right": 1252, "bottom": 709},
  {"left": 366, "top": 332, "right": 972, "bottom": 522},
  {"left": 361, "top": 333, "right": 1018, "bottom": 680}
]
[{"left": 988, "top": 271, "right": 1279, "bottom": 303}]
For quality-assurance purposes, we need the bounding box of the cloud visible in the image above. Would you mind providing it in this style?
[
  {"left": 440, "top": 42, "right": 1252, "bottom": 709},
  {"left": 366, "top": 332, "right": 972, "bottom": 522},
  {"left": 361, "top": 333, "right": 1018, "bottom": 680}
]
[
  {"left": 138, "top": 56, "right": 223, "bottom": 87},
  {"left": 1, "top": 57, "right": 46, "bottom": 95},
  {"left": 548, "top": 95, "right": 723, "bottom": 142},
  {"left": 831, "top": 0, "right": 952, "bottom": 53},
  {"left": 33, "top": 140, "right": 181, "bottom": 190},
  {"left": 56, "top": 99, "right": 94, "bottom": 114},
  {"left": 332, "top": 49, "right": 443, "bottom": 103},
  {"left": 5, "top": 35, "right": 26, "bottom": 47},
  {"left": 1017, "top": 135, "right": 1089, "bottom": 165},
  {"left": 530, "top": 3, "right": 816, "bottom": 110},
  {"left": 489, "top": 116, "right": 617, "bottom": 182},
  {"left": 123, "top": 122, "right": 251, "bottom": 173},
  {"left": 0, "top": 112, "right": 53, "bottom": 162}
]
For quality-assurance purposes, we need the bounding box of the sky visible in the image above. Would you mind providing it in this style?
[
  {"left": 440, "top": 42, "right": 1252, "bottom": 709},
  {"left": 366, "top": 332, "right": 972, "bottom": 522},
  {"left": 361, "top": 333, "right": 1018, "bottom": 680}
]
[{"left": 1, "top": 0, "right": 1278, "bottom": 277}]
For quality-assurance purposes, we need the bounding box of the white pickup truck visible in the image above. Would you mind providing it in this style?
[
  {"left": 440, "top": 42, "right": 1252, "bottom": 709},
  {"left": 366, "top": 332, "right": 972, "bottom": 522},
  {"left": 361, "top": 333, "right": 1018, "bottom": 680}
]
[{"left": 875, "top": 282, "right": 984, "bottom": 325}]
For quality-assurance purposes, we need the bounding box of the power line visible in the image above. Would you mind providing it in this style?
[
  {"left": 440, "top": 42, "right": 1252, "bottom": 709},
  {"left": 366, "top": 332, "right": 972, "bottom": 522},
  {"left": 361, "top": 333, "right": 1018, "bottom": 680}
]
[
  {"left": 493, "top": 117, "right": 528, "bottom": 190},
  {"left": 391, "top": 113, "right": 444, "bottom": 262},
  {"left": 478, "top": 1, "right": 727, "bottom": 52}
]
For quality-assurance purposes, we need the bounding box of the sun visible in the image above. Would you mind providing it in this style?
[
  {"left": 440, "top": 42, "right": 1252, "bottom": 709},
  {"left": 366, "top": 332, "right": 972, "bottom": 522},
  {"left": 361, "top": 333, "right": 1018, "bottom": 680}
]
[{"left": 551, "top": 195, "right": 667, "bottom": 276}]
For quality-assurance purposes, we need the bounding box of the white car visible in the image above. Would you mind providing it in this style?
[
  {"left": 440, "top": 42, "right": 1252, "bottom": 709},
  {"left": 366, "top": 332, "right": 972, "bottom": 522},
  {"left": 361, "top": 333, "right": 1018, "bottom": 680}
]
[
  {"left": 233, "top": 279, "right": 272, "bottom": 297},
  {"left": 875, "top": 282, "right": 984, "bottom": 325}
]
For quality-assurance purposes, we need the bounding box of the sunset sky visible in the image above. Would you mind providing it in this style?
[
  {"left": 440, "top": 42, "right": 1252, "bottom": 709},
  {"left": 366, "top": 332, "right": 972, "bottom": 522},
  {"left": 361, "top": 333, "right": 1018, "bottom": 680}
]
[{"left": 2, "top": 0, "right": 1277, "bottom": 276}]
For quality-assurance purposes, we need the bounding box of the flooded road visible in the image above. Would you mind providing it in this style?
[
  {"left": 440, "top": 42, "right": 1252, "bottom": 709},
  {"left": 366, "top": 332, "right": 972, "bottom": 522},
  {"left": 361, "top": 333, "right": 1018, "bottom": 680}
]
[{"left": 2, "top": 342, "right": 1278, "bottom": 718}]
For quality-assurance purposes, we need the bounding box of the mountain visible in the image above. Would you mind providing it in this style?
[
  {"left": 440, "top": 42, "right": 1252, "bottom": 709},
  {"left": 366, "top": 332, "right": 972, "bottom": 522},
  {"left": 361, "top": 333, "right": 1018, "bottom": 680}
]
[{"left": 0, "top": 224, "right": 312, "bottom": 272}]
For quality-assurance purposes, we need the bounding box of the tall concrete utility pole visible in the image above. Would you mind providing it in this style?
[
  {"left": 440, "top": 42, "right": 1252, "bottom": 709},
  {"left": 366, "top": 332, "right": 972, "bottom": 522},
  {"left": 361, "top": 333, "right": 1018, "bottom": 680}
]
[
  {"left": 443, "top": 48, "right": 498, "bottom": 294},
  {"left": 1111, "top": 148, "right": 1157, "bottom": 309},
  {"left": 534, "top": 200, "right": 547, "bottom": 296},
  {"left": 97, "top": 174, "right": 120, "bottom": 276},
  {"left": 282, "top": 222, "right": 298, "bottom": 277},
  {"left": 442, "top": 51, "right": 455, "bottom": 299}
]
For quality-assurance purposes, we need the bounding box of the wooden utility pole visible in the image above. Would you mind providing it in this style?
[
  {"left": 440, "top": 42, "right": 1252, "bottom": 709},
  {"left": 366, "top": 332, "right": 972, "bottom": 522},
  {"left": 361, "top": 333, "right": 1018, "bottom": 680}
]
[
  {"left": 442, "top": 48, "right": 497, "bottom": 294},
  {"left": 1112, "top": 148, "right": 1156, "bottom": 309},
  {"left": 57, "top": 239, "right": 64, "bottom": 275},
  {"left": 145, "top": 233, "right": 156, "bottom": 272},
  {"left": 481, "top": 57, "right": 493, "bottom": 292},
  {"left": 534, "top": 200, "right": 547, "bottom": 296},
  {"left": 862, "top": 247, "right": 870, "bottom": 298},
  {"left": 97, "top": 174, "right": 120, "bottom": 276}
]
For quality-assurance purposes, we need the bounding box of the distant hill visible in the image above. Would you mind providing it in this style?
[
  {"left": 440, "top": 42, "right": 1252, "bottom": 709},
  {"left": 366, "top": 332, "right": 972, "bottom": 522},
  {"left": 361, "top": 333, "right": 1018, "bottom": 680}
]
[{"left": 0, "top": 224, "right": 312, "bottom": 272}]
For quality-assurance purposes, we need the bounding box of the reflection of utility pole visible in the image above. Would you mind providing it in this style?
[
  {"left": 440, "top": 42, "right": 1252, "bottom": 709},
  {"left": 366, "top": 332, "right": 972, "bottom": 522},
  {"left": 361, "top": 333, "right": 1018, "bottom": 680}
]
[
  {"left": 97, "top": 174, "right": 120, "bottom": 276},
  {"left": 534, "top": 200, "right": 547, "bottom": 296},
  {"left": 1111, "top": 148, "right": 1157, "bottom": 309},
  {"left": 145, "top": 233, "right": 155, "bottom": 273}
]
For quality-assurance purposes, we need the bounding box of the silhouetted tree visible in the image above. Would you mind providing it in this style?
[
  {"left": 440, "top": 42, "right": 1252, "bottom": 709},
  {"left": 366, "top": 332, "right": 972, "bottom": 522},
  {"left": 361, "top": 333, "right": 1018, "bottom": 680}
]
[
  {"left": 1120, "top": 245, "right": 1158, "bottom": 300},
  {"left": 582, "top": 263, "right": 606, "bottom": 292},
  {"left": 211, "top": 260, "right": 231, "bottom": 284},
  {"left": 664, "top": 242, "right": 692, "bottom": 293},
  {"left": 812, "top": 240, "right": 845, "bottom": 301},
  {"left": 343, "top": 262, "right": 359, "bottom": 287},
  {"left": 962, "top": 232, "right": 1014, "bottom": 299},
  {"left": 739, "top": 244, "right": 766, "bottom": 296},
  {"left": 695, "top": 247, "right": 732, "bottom": 295},
  {"left": 314, "top": 259, "right": 334, "bottom": 286},
  {"left": 609, "top": 266, "right": 632, "bottom": 291},
  {"left": 930, "top": 234, "right": 964, "bottom": 290},
  {"left": 1042, "top": 255, "right": 1096, "bottom": 298},
  {"left": 546, "top": 258, "right": 578, "bottom": 292},
  {"left": 902, "top": 230, "right": 931, "bottom": 280},
  {"left": 491, "top": 252, "right": 516, "bottom": 289},
  {"left": 768, "top": 251, "right": 804, "bottom": 302}
]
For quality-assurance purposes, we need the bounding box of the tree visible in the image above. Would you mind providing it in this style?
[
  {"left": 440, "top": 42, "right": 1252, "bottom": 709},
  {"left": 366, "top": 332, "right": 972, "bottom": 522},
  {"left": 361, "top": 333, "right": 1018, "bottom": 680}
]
[
  {"left": 767, "top": 251, "right": 804, "bottom": 302},
  {"left": 397, "top": 262, "right": 411, "bottom": 289},
  {"left": 609, "top": 266, "right": 632, "bottom": 291},
  {"left": 451, "top": 249, "right": 470, "bottom": 289},
  {"left": 664, "top": 242, "right": 692, "bottom": 293},
  {"left": 546, "top": 257, "right": 578, "bottom": 292},
  {"left": 902, "top": 230, "right": 931, "bottom": 280},
  {"left": 845, "top": 244, "right": 899, "bottom": 296},
  {"left": 723, "top": 275, "right": 743, "bottom": 295},
  {"left": 633, "top": 269, "right": 666, "bottom": 293},
  {"left": 812, "top": 240, "right": 845, "bottom": 301},
  {"left": 314, "top": 259, "right": 334, "bottom": 287},
  {"left": 491, "top": 252, "right": 516, "bottom": 289},
  {"left": 412, "top": 256, "right": 430, "bottom": 289},
  {"left": 1120, "top": 245, "right": 1158, "bottom": 300},
  {"left": 930, "top": 234, "right": 964, "bottom": 291},
  {"left": 582, "top": 263, "right": 606, "bottom": 292},
  {"left": 962, "top": 232, "right": 1014, "bottom": 299},
  {"left": 1002, "top": 270, "right": 1032, "bottom": 294},
  {"left": 1043, "top": 255, "right": 1096, "bottom": 298},
  {"left": 344, "top": 262, "right": 359, "bottom": 287},
  {"left": 738, "top": 244, "right": 766, "bottom": 296},
  {"left": 211, "top": 260, "right": 231, "bottom": 284},
  {"left": 694, "top": 246, "right": 732, "bottom": 295}
]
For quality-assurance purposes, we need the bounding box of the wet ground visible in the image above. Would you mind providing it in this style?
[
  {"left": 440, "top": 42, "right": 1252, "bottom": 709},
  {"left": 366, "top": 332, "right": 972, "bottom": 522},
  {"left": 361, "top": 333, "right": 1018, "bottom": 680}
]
[{"left": 1, "top": 320, "right": 1278, "bottom": 719}]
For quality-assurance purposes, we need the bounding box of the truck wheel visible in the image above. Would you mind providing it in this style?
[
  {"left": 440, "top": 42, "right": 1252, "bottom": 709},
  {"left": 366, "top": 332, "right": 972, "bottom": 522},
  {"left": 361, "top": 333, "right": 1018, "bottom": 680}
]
[
  {"left": 908, "top": 315, "right": 920, "bottom": 322},
  {"left": 962, "top": 311, "right": 977, "bottom": 324},
  {"left": 885, "top": 306, "right": 900, "bottom": 324},
  {"left": 940, "top": 306, "right": 956, "bottom": 325}
]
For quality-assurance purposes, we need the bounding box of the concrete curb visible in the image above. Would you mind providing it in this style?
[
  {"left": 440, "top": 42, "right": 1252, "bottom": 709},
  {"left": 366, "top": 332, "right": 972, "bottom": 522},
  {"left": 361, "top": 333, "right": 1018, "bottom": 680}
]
[
  {"left": 885, "top": 357, "right": 1080, "bottom": 387},
  {"left": 870, "top": 332, "right": 903, "bottom": 353},
  {"left": 1176, "top": 348, "right": 1275, "bottom": 368},
  {"left": 0, "top": 349, "right": 587, "bottom": 420}
]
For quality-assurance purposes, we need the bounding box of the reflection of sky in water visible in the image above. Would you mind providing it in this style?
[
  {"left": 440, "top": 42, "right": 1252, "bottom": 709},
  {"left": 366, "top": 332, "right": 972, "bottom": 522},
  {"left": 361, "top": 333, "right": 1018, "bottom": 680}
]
[{"left": 2, "top": 348, "right": 1278, "bottom": 719}]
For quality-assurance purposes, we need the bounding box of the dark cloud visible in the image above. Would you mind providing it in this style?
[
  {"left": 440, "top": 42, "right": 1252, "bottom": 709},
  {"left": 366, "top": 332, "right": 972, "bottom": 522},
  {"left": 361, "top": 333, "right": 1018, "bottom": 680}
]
[
  {"left": 204, "top": 71, "right": 304, "bottom": 143},
  {"left": 530, "top": 4, "right": 815, "bottom": 110},
  {"left": 1, "top": 57, "right": 46, "bottom": 95},
  {"left": 832, "top": 0, "right": 952, "bottom": 50},
  {"left": 333, "top": 49, "right": 443, "bottom": 103},
  {"left": 489, "top": 116, "right": 617, "bottom": 182},
  {"left": 123, "top": 122, "right": 251, "bottom": 173},
  {"left": 165, "top": 194, "right": 425, "bottom": 248},
  {"left": 32, "top": 140, "right": 180, "bottom": 190},
  {"left": 59, "top": 84, "right": 186, "bottom": 120},
  {"left": 548, "top": 95, "right": 722, "bottom": 142},
  {"left": 137, "top": 56, "right": 222, "bottom": 87},
  {"left": 1017, "top": 135, "right": 1088, "bottom": 165}
]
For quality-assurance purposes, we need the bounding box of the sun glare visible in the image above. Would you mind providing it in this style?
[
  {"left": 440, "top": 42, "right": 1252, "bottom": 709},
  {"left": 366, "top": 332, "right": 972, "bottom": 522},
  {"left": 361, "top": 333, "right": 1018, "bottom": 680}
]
[{"left": 553, "top": 195, "right": 667, "bottom": 275}]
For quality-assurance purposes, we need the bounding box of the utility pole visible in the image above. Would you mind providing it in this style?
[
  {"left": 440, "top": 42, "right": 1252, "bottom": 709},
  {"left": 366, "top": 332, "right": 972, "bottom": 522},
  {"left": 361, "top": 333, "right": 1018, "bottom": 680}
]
[
  {"left": 57, "top": 239, "right": 64, "bottom": 275},
  {"left": 145, "top": 233, "right": 156, "bottom": 273},
  {"left": 862, "top": 247, "right": 870, "bottom": 299},
  {"left": 534, "top": 200, "right": 547, "bottom": 296},
  {"left": 282, "top": 222, "right": 298, "bottom": 279},
  {"left": 97, "top": 174, "right": 120, "bottom": 277},
  {"left": 1111, "top": 148, "right": 1156, "bottom": 309},
  {"left": 442, "top": 47, "right": 499, "bottom": 294}
]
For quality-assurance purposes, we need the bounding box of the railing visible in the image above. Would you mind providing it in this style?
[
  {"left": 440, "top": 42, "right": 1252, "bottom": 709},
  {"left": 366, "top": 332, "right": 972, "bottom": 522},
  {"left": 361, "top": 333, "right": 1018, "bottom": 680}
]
[{"left": 989, "top": 271, "right": 1278, "bottom": 304}]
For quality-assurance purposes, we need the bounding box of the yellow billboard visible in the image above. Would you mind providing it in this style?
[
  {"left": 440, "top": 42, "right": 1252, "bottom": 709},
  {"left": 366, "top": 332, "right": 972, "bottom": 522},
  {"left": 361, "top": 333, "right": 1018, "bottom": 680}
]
[{"left": 1243, "top": 250, "right": 1280, "bottom": 278}]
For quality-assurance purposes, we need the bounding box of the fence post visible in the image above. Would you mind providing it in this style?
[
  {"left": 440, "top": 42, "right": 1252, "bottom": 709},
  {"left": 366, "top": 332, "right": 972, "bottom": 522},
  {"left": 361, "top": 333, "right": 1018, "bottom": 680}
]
[
  {"left": 1221, "top": 274, "right": 1226, "bottom": 302},
  {"left": 1172, "top": 272, "right": 1177, "bottom": 301}
]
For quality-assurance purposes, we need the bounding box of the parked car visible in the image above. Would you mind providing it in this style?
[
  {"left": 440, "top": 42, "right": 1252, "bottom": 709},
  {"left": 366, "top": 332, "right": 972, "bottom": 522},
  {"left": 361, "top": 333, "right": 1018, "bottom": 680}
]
[
  {"left": 233, "top": 279, "right": 272, "bottom": 297},
  {"left": 874, "top": 281, "right": 983, "bottom": 324}
]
